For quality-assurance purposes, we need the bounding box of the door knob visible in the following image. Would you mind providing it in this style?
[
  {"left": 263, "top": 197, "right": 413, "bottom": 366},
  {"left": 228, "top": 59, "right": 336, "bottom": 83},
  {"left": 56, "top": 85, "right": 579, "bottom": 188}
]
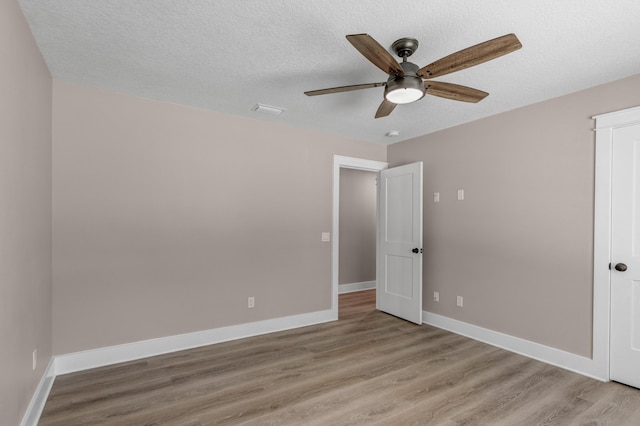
[
  {"left": 615, "top": 263, "right": 628, "bottom": 272},
  {"left": 412, "top": 248, "right": 423, "bottom": 253}
]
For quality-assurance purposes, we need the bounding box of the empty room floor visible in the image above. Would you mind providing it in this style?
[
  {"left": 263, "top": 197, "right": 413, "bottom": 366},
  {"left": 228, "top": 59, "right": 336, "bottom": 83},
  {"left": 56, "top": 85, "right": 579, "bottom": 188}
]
[{"left": 39, "top": 291, "right": 640, "bottom": 425}]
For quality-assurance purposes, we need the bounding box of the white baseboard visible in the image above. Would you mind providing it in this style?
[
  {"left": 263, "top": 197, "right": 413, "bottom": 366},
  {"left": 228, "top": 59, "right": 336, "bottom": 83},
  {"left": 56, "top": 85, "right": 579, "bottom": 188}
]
[
  {"left": 20, "top": 357, "right": 56, "bottom": 426},
  {"left": 338, "top": 281, "right": 376, "bottom": 294},
  {"left": 422, "top": 311, "right": 606, "bottom": 381},
  {"left": 55, "top": 308, "right": 335, "bottom": 375}
]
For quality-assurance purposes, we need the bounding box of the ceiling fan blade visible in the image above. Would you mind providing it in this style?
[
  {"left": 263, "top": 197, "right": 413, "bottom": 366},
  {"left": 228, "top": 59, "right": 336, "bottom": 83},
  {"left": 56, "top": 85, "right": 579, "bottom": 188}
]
[
  {"left": 425, "top": 81, "right": 489, "bottom": 103},
  {"left": 346, "top": 34, "right": 404, "bottom": 76},
  {"left": 417, "top": 34, "right": 522, "bottom": 79},
  {"left": 375, "top": 99, "right": 397, "bottom": 118},
  {"left": 304, "top": 82, "right": 386, "bottom": 96}
]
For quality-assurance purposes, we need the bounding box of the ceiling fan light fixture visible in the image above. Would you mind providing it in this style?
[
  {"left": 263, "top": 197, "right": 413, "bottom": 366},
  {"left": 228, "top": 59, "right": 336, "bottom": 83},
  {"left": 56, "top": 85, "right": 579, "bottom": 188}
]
[
  {"left": 384, "top": 76, "right": 425, "bottom": 104},
  {"left": 385, "top": 86, "right": 424, "bottom": 104}
]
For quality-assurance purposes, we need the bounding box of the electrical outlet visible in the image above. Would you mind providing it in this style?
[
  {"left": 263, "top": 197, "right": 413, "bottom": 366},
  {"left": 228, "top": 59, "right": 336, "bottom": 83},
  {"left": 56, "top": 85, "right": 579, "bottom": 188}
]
[
  {"left": 32, "top": 349, "right": 37, "bottom": 371},
  {"left": 457, "top": 296, "right": 463, "bottom": 307},
  {"left": 248, "top": 297, "right": 255, "bottom": 308},
  {"left": 433, "top": 291, "right": 440, "bottom": 302}
]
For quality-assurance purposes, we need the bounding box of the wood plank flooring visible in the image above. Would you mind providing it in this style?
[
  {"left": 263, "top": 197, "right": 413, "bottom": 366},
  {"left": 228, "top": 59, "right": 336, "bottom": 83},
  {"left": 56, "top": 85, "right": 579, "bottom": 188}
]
[
  {"left": 339, "top": 289, "right": 376, "bottom": 319},
  {"left": 39, "top": 290, "right": 640, "bottom": 425}
]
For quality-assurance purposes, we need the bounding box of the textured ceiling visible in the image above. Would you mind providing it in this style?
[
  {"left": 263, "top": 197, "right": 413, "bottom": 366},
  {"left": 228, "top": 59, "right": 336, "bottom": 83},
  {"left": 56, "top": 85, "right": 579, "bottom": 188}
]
[{"left": 18, "top": 0, "right": 640, "bottom": 144}]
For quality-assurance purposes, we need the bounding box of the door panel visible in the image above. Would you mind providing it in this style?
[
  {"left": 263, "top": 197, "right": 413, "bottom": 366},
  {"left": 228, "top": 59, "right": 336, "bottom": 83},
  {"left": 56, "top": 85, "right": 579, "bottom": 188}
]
[
  {"left": 386, "top": 173, "right": 415, "bottom": 243},
  {"left": 632, "top": 282, "right": 640, "bottom": 350},
  {"left": 610, "top": 124, "right": 640, "bottom": 388},
  {"left": 385, "top": 255, "right": 413, "bottom": 297},
  {"left": 377, "top": 162, "right": 423, "bottom": 324}
]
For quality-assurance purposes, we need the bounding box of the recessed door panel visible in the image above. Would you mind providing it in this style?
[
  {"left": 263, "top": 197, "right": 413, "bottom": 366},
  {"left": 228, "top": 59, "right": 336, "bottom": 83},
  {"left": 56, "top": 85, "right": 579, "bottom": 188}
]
[
  {"left": 385, "top": 174, "right": 414, "bottom": 243},
  {"left": 633, "top": 142, "right": 640, "bottom": 257},
  {"left": 385, "top": 254, "right": 413, "bottom": 298},
  {"left": 633, "top": 281, "right": 640, "bottom": 351}
]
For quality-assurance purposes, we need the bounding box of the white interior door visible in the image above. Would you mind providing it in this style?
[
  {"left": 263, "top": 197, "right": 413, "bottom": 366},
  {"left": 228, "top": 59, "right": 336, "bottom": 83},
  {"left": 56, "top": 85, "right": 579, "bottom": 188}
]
[
  {"left": 610, "top": 123, "right": 640, "bottom": 388},
  {"left": 377, "top": 162, "right": 423, "bottom": 324}
]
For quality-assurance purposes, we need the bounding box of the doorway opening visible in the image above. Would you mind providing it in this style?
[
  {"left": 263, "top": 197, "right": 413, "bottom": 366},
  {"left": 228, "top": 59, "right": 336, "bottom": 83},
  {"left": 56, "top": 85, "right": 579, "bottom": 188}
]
[
  {"left": 338, "top": 167, "right": 377, "bottom": 318},
  {"left": 338, "top": 168, "right": 377, "bottom": 288},
  {"left": 331, "top": 155, "right": 388, "bottom": 320}
]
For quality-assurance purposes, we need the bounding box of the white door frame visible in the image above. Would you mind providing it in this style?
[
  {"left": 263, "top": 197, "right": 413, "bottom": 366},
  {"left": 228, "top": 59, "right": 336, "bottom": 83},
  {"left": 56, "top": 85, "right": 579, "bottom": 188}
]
[
  {"left": 331, "top": 155, "right": 388, "bottom": 319},
  {"left": 592, "top": 105, "right": 640, "bottom": 381}
]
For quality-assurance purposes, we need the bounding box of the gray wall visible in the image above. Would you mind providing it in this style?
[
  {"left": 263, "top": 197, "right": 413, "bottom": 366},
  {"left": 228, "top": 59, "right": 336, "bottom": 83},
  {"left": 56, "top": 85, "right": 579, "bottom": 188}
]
[
  {"left": 339, "top": 169, "right": 377, "bottom": 286},
  {"left": 388, "top": 73, "right": 640, "bottom": 357},
  {"left": 52, "top": 81, "right": 386, "bottom": 355},
  {"left": 0, "top": 1, "right": 53, "bottom": 424}
]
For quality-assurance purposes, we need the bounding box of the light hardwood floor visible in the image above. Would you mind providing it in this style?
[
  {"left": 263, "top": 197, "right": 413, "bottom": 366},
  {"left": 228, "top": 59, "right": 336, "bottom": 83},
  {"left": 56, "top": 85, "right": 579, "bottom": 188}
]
[{"left": 39, "top": 290, "right": 640, "bottom": 425}]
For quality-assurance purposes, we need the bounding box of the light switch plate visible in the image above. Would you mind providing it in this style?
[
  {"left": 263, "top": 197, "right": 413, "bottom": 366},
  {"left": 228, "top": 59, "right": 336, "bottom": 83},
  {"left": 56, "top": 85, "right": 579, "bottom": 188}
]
[{"left": 321, "top": 232, "right": 330, "bottom": 242}]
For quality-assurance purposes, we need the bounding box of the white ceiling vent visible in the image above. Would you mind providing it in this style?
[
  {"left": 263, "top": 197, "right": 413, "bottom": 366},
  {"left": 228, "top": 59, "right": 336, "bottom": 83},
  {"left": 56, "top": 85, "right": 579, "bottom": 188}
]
[{"left": 251, "top": 103, "right": 285, "bottom": 116}]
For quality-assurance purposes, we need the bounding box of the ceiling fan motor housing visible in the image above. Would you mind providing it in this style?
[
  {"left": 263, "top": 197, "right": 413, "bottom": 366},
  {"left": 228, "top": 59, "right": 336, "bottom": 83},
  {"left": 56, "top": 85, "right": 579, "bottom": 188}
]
[{"left": 385, "top": 61, "right": 426, "bottom": 104}]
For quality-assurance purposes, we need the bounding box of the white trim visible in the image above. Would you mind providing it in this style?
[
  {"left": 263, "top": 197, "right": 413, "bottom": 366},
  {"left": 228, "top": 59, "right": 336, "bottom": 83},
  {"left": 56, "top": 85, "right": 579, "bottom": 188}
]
[
  {"left": 20, "top": 358, "right": 56, "bottom": 426},
  {"left": 422, "top": 311, "right": 606, "bottom": 381},
  {"left": 332, "top": 155, "right": 388, "bottom": 318},
  {"left": 593, "top": 106, "right": 640, "bottom": 129},
  {"left": 592, "top": 117, "right": 614, "bottom": 380},
  {"left": 55, "top": 309, "right": 334, "bottom": 375},
  {"left": 338, "top": 280, "right": 376, "bottom": 294},
  {"left": 592, "top": 105, "right": 640, "bottom": 382}
]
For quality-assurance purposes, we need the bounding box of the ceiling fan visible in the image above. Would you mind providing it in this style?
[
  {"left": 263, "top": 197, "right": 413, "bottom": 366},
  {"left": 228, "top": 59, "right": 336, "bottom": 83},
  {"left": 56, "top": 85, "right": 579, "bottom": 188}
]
[{"left": 305, "top": 33, "right": 522, "bottom": 118}]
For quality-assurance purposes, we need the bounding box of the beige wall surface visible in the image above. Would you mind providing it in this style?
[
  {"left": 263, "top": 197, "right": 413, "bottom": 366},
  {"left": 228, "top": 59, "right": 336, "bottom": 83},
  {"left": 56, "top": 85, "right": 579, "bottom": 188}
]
[
  {"left": 339, "top": 169, "right": 377, "bottom": 285},
  {"left": 388, "top": 73, "right": 640, "bottom": 357},
  {"left": 52, "top": 81, "right": 386, "bottom": 355},
  {"left": 0, "top": 1, "right": 53, "bottom": 424}
]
